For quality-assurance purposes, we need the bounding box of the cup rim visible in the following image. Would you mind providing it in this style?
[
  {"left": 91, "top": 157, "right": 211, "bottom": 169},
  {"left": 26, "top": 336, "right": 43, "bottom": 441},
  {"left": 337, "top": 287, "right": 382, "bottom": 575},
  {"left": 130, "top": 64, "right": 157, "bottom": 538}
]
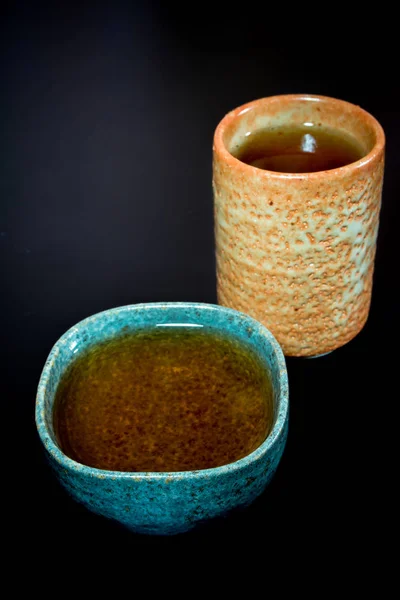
[
  {"left": 213, "top": 93, "right": 385, "bottom": 180},
  {"left": 35, "top": 302, "right": 289, "bottom": 481}
]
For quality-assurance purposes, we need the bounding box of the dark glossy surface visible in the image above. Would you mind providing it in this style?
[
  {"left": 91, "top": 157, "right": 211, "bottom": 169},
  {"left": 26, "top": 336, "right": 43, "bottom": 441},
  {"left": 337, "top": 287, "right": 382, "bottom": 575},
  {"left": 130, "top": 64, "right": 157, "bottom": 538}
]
[{"left": 2, "top": 3, "right": 398, "bottom": 565}]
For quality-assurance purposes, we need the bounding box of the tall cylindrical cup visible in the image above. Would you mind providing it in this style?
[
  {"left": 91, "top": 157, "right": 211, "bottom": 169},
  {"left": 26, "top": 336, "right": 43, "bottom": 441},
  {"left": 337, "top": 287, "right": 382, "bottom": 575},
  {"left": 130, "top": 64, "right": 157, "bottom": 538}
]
[{"left": 213, "top": 94, "right": 385, "bottom": 357}]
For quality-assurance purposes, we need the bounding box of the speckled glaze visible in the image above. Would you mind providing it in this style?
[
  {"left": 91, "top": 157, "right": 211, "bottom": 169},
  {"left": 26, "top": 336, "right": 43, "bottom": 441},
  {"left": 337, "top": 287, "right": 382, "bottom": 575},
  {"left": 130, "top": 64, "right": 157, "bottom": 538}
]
[
  {"left": 213, "top": 94, "right": 385, "bottom": 357},
  {"left": 35, "top": 302, "right": 289, "bottom": 535}
]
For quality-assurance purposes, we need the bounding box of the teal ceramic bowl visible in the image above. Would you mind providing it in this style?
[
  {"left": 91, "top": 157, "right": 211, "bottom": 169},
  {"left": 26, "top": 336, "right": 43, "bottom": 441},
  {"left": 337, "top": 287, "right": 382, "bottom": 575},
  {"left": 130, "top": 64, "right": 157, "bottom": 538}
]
[{"left": 35, "top": 302, "right": 289, "bottom": 535}]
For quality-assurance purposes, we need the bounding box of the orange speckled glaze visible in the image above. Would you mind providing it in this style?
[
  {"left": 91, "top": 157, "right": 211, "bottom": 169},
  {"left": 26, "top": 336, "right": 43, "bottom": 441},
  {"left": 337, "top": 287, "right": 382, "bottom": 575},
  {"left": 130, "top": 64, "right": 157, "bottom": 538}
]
[{"left": 213, "top": 95, "right": 385, "bottom": 357}]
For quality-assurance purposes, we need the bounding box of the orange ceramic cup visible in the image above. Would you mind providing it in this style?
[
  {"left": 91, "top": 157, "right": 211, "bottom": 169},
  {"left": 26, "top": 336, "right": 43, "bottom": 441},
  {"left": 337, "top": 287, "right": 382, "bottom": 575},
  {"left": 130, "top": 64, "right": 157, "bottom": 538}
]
[{"left": 213, "top": 94, "right": 385, "bottom": 357}]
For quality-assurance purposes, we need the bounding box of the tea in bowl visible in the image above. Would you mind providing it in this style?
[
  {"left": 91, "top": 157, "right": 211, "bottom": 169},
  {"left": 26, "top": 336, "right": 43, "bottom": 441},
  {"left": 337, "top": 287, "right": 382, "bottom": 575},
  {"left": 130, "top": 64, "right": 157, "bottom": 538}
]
[{"left": 35, "top": 302, "right": 288, "bottom": 535}]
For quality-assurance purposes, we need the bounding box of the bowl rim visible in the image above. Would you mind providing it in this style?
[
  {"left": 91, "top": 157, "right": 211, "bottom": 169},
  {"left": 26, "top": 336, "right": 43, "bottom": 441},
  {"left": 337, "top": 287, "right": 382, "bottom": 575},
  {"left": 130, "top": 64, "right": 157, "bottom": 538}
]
[{"left": 35, "top": 302, "right": 289, "bottom": 481}]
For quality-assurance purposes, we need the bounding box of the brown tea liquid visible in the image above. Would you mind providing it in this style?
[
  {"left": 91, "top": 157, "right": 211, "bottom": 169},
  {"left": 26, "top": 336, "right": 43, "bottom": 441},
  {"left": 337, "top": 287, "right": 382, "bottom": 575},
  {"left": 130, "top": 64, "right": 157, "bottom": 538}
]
[
  {"left": 53, "top": 327, "right": 274, "bottom": 472},
  {"left": 232, "top": 124, "right": 365, "bottom": 173}
]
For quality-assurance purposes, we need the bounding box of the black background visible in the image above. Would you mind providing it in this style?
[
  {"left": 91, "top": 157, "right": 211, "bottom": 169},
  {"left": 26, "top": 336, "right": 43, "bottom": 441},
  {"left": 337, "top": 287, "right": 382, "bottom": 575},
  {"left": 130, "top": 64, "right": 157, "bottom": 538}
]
[{"left": 1, "top": 3, "right": 398, "bottom": 565}]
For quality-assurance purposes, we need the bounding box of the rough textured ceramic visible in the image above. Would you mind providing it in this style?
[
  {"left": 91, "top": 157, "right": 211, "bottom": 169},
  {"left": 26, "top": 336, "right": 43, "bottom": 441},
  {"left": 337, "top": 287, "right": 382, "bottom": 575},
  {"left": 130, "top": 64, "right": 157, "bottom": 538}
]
[
  {"left": 35, "top": 302, "right": 289, "bottom": 535},
  {"left": 213, "top": 94, "right": 385, "bottom": 357}
]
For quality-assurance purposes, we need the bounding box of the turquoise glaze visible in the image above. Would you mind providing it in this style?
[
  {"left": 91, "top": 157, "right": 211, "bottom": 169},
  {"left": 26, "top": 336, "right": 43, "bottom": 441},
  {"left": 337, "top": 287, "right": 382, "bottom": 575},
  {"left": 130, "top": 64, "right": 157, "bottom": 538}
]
[{"left": 35, "top": 303, "right": 289, "bottom": 535}]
